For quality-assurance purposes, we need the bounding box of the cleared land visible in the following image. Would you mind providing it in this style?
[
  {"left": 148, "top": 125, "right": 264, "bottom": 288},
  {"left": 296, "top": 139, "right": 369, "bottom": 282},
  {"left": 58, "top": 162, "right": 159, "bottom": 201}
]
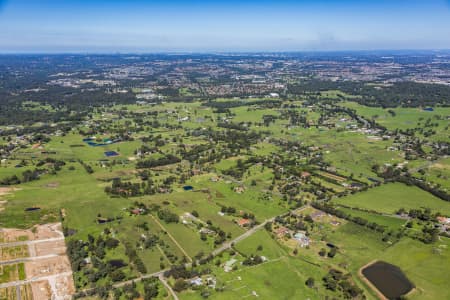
[
  {"left": 0, "top": 223, "right": 74, "bottom": 300},
  {"left": 333, "top": 182, "right": 450, "bottom": 215}
]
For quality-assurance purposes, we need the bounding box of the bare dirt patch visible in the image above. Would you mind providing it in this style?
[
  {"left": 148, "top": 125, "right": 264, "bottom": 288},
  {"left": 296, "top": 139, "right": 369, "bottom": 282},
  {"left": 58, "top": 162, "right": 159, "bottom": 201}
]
[
  {"left": 0, "top": 187, "right": 18, "bottom": 197},
  {"left": 30, "top": 280, "right": 51, "bottom": 300},
  {"left": 32, "top": 223, "right": 64, "bottom": 240},
  {"left": 0, "top": 229, "right": 32, "bottom": 243},
  {"left": 44, "top": 182, "right": 60, "bottom": 189},
  {"left": 1, "top": 223, "right": 64, "bottom": 243},
  {"left": 33, "top": 240, "right": 66, "bottom": 257},
  {"left": 0, "top": 223, "right": 74, "bottom": 299},
  {"left": 25, "top": 256, "right": 71, "bottom": 280},
  {"left": 431, "top": 163, "right": 450, "bottom": 170}
]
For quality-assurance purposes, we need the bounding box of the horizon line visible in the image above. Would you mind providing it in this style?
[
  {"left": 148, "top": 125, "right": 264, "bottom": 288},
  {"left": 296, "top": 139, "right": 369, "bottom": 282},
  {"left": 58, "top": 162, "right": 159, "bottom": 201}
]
[{"left": 1, "top": 49, "right": 450, "bottom": 55}]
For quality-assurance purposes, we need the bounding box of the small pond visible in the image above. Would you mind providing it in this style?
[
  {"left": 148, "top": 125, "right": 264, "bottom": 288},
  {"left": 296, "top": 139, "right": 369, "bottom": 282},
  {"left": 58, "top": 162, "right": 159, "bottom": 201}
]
[
  {"left": 362, "top": 261, "right": 414, "bottom": 299},
  {"left": 104, "top": 151, "right": 119, "bottom": 157},
  {"left": 108, "top": 259, "right": 127, "bottom": 268},
  {"left": 25, "top": 207, "right": 41, "bottom": 212}
]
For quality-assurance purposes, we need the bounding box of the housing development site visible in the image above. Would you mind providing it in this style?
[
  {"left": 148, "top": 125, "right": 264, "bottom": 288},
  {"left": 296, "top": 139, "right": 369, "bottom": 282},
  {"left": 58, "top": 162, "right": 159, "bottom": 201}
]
[{"left": 0, "top": 223, "right": 74, "bottom": 300}]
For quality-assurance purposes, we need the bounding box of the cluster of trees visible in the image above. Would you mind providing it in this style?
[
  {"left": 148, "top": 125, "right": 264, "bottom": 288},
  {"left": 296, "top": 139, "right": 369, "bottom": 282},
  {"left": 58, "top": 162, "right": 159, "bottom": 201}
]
[
  {"left": 157, "top": 208, "right": 180, "bottom": 223},
  {"left": 136, "top": 154, "right": 181, "bottom": 169},
  {"left": 222, "top": 158, "right": 251, "bottom": 180},
  {"left": 396, "top": 175, "right": 450, "bottom": 202},
  {"left": 0, "top": 168, "right": 46, "bottom": 185},
  {"left": 203, "top": 99, "right": 281, "bottom": 110},
  {"left": 164, "top": 264, "right": 212, "bottom": 293},
  {"left": 322, "top": 269, "right": 364, "bottom": 299},
  {"left": 78, "top": 160, "right": 94, "bottom": 174},
  {"left": 217, "top": 121, "right": 249, "bottom": 131},
  {"left": 288, "top": 80, "right": 450, "bottom": 107},
  {"left": 396, "top": 207, "right": 437, "bottom": 221},
  {"left": 36, "top": 157, "right": 66, "bottom": 170},
  {"left": 74, "top": 277, "right": 160, "bottom": 300},
  {"left": 242, "top": 254, "right": 264, "bottom": 266},
  {"left": 123, "top": 241, "right": 147, "bottom": 274},
  {"left": 312, "top": 202, "right": 388, "bottom": 234},
  {"left": 105, "top": 178, "right": 156, "bottom": 197},
  {"left": 66, "top": 232, "right": 123, "bottom": 289}
]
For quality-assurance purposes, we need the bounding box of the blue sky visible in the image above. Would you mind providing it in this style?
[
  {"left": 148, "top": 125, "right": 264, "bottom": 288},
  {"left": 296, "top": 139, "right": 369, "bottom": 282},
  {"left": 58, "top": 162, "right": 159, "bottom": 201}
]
[{"left": 0, "top": 0, "right": 449, "bottom": 52}]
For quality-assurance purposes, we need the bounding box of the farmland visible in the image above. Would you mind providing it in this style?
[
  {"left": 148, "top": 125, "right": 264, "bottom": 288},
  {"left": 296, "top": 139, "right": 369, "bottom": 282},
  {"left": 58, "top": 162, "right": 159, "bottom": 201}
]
[{"left": 333, "top": 183, "right": 450, "bottom": 215}]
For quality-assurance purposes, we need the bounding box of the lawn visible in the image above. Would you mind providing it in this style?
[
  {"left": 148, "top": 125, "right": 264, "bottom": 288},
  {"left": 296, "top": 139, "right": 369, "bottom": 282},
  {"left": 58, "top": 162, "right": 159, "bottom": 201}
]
[{"left": 234, "top": 229, "right": 287, "bottom": 260}]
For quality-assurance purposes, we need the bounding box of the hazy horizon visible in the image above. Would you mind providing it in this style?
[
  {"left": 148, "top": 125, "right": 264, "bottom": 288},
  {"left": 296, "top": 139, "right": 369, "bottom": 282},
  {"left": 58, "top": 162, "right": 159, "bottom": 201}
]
[{"left": 1, "top": 0, "right": 450, "bottom": 53}]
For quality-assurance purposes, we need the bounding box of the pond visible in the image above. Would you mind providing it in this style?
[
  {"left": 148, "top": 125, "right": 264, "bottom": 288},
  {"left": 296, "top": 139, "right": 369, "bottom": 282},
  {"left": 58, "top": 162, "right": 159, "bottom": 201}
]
[
  {"left": 104, "top": 151, "right": 119, "bottom": 157},
  {"left": 183, "top": 185, "right": 194, "bottom": 191},
  {"left": 24, "top": 207, "right": 41, "bottom": 211},
  {"left": 108, "top": 259, "right": 127, "bottom": 268},
  {"left": 362, "top": 261, "right": 414, "bottom": 299}
]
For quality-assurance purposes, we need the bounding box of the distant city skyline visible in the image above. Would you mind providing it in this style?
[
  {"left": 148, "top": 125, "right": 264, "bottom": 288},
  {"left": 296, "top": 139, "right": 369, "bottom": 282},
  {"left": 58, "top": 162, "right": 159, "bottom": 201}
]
[{"left": 1, "top": 0, "right": 450, "bottom": 53}]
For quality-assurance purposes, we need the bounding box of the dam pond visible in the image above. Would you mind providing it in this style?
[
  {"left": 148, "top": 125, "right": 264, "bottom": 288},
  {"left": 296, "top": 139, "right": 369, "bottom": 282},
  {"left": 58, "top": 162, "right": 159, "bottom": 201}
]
[{"left": 362, "top": 261, "right": 414, "bottom": 299}]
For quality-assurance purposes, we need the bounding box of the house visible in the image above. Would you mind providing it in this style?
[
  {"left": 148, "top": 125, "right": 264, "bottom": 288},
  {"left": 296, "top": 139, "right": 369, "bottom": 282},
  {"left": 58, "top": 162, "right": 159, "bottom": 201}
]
[
  {"left": 349, "top": 182, "right": 364, "bottom": 190},
  {"left": 224, "top": 259, "right": 237, "bottom": 272},
  {"left": 293, "top": 232, "right": 310, "bottom": 247},
  {"left": 234, "top": 186, "right": 245, "bottom": 194},
  {"left": 301, "top": 171, "right": 311, "bottom": 179},
  {"left": 275, "top": 226, "right": 290, "bottom": 237},
  {"left": 205, "top": 276, "right": 217, "bottom": 289},
  {"left": 437, "top": 216, "right": 450, "bottom": 225},
  {"left": 310, "top": 210, "right": 326, "bottom": 220},
  {"left": 199, "top": 228, "right": 215, "bottom": 235},
  {"left": 237, "top": 218, "right": 251, "bottom": 227},
  {"left": 131, "top": 208, "right": 142, "bottom": 215},
  {"left": 189, "top": 277, "right": 203, "bottom": 286},
  {"left": 330, "top": 220, "right": 341, "bottom": 226}
]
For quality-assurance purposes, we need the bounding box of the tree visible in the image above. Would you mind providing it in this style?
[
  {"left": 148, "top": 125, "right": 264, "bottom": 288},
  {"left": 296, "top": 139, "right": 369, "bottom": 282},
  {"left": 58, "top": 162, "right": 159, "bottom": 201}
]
[
  {"left": 328, "top": 247, "right": 337, "bottom": 258},
  {"left": 305, "top": 277, "right": 315, "bottom": 288},
  {"left": 173, "top": 279, "right": 188, "bottom": 292},
  {"left": 110, "top": 269, "right": 126, "bottom": 282},
  {"left": 319, "top": 248, "right": 326, "bottom": 257}
]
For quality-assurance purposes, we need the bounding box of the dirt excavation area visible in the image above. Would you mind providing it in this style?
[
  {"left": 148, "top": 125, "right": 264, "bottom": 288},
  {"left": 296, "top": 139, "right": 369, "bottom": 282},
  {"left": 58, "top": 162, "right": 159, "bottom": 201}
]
[
  {"left": 0, "top": 187, "right": 19, "bottom": 213},
  {"left": 0, "top": 223, "right": 75, "bottom": 300}
]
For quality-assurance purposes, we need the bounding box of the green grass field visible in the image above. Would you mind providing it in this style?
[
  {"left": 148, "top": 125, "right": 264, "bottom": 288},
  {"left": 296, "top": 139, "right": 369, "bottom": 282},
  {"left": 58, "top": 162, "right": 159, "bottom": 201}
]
[
  {"left": 337, "top": 207, "right": 407, "bottom": 230},
  {"left": 333, "top": 182, "right": 450, "bottom": 215}
]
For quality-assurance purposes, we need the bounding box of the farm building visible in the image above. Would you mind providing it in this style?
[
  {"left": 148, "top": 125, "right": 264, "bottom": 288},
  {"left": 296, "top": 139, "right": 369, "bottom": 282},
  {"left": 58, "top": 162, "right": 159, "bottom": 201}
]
[
  {"left": 293, "top": 232, "right": 310, "bottom": 247},
  {"left": 237, "top": 218, "right": 251, "bottom": 227}
]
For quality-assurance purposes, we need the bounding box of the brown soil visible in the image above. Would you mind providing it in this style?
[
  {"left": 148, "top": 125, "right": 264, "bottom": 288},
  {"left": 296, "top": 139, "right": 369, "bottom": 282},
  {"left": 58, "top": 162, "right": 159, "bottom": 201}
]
[
  {"left": 0, "top": 223, "right": 63, "bottom": 242},
  {"left": 30, "top": 280, "right": 51, "bottom": 300},
  {"left": 45, "top": 182, "right": 60, "bottom": 188},
  {"left": 25, "top": 256, "right": 71, "bottom": 278},
  {"left": 33, "top": 240, "right": 67, "bottom": 256}
]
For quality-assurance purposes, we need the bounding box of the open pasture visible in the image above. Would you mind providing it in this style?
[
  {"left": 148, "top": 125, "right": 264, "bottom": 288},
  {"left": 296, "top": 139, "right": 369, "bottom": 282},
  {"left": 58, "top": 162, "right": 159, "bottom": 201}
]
[{"left": 333, "top": 182, "right": 450, "bottom": 215}]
